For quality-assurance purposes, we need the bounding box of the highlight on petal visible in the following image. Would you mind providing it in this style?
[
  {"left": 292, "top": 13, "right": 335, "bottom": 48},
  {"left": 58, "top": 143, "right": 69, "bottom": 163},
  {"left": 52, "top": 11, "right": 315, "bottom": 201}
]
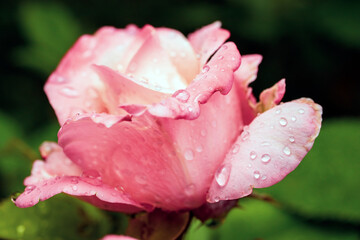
[
  {"left": 188, "top": 21, "right": 230, "bottom": 67},
  {"left": 255, "top": 79, "right": 286, "bottom": 113},
  {"left": 147, "top": 42, "right": 241, "bottom": 120},
  {"left": 101, "top": 235, "right": 137, "bottom": 240},
  {"left": 207, "top": 98, "right": 322, "bottom": 202},
  {"left": 15, "top": 142, "right": 147, "bottom": 213},
  {"left": 234, "top": 54, "right": 263, "bottom": 87}
]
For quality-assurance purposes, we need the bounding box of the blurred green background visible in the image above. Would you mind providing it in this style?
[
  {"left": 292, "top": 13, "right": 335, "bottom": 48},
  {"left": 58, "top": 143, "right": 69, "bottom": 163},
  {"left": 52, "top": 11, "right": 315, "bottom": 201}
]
[{"left": 0, "top": 0, "right": 359, "bottom": 239}]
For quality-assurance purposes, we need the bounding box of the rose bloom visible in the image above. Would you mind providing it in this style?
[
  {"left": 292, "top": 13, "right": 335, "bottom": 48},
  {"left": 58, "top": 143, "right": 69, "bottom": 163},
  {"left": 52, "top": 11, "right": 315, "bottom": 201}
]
[{"left": 15, "top": 22, "right": 322, "bottom": 214}]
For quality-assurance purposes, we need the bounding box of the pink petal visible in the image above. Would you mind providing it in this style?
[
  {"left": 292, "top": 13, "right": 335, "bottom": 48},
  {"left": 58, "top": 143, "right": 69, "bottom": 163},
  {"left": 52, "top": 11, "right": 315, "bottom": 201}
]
[
  {"left": 234, "top": 54, "right": 263, "bottom": 87},
  {"left": 45, "top": 26, "right": 139, "bottom": 125},
  {"left": 188, "top": 21, "right": 230, "bottom": 67},
  {"left": 58, "top": 112, "right": 201, "bottom": 211},
  {"left": 15, "top": 142, "right": 147, "bottom": 213},
  {"left": 157, "top": 27, "right": 200, "bottom": 83},
  {"left": 256, "top": 79, "right": 286, "bottom": 113},
  {"left": 92, "top": 65, "right": 169, "bottom": 114},
  {"left": 147, "top": 42, "right": 241, "bottom": 120},
  {"left": 101, "top": 235, "right": 137, "bottom": 240},
  {"left": 207, "top": 98, "right": 322, "bottom": 202},
  {"left": 125, "top": 27, "right": 188, "bottom": 92}
]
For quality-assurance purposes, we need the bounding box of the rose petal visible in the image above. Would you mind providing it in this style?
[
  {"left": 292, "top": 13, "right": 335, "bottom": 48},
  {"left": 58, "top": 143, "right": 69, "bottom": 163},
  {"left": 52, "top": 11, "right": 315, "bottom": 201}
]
[
  {"left": 157, "top": 27, "right": 199, "bottom": 83},
  {"left": 125, "top": 27, "right": 188, "bottom": 92},
  {"left": 101, "top": 235, "right": 137, "bottom": 240},
  {"left": 147, "top": 42, "right": 241, "bottom": 120},
  {"left": 15, "top": 142, "right": 147, "bottom": 213},
  {"left": 188, "top": 21, "right": 230, "bottom": 67},
  {"left": 93, "top": 65, "right": 169, "bottom": 113},
  {"left": 256, "top": 79, "right": 286, "bottom": 113},
  {"left": 207, "top": 98, "right": 322, "bottom": 202},
  {"left": 58, "top": 113, "right": 202, "bottom": 211},
  {"left": 45, "top": 26, "right": 139, "bottom": 125}
]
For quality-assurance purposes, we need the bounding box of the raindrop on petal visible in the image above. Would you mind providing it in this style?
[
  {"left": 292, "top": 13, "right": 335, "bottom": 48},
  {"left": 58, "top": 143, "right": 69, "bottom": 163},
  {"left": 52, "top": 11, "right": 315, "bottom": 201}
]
[
  {"left": 283, "top": 146, "right": 291, "bottom": 155},
  {"left": 232, "top": 144, "right": 240, "bottom": 154},
  {"left": 291, "top": 116, "right": 297, "bottom": 122},
  {"left": 202, "top": 65, "right": 210, "bottom": 73},
  {"left": 261, "top": 154, "right": 271, "bottom": 164},
  {"left": 275, "top": 109, "right": 281, "bottom": 114},
  {"left": 218, "top": 55, "right": 224, "bottom": 60},
  {"left": 253, "top": 171, "right": 260, "bottom": 179},
  {"left": 215, "top": 164, "right": 231, "bottom": 187},
  {"left": 173, "top": 90, "right": 190, "bottom": 102},
  {"left": 250, "top": 151, "right": 257, "bottom": 160},
  {"left": 279, "top": 117, "right": 288, "bottom": 126},
  {"left": 184, "top": 149, "right": 194, "bottom": 161},
  {"left": 196, "top": 145, "right": 203, "bottom": 153},
  {"left": 261, "top": 141, "right": 270, "bottom": 146},
  {"left": 60, "top": 87, "right": 79, "bottom": 97},
  {"left": 24, "top": 185, "right": 36, "bottom": 194},
  {"left": 289, "top": 136, "right": 295, "bottom": 143},
  {"left": 72, "top": 185, "right": 78, "bottom": 191},
  {"left": 298, "top": 108, "right": 305, "bottom": 114}
]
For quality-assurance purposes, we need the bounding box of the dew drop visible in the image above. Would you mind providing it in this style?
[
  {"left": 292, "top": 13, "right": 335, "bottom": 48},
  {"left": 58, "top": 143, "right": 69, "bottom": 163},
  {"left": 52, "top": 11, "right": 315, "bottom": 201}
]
[
  {"left": 289, "top": 136, "right": 295, "bottom": 143},
  {"left": 202, "top": 65, "right": 210, "bottom": 73},
  {"left": 71, "top": 177, "right": 79, "bottom": 184},
  {"left": 248, "top": 163, "right": 252, "bottom": 168},
  {"left": 231, "top": 56, "right": 236, "bottom": 61},
  {"left": 184, "top": 149, "right": 194, "bottom": 161},
  {"left": 298, "top": 108, "right": 305, "bottom": 114},
  {"left": 250, "top": 151, "right": 257, "bottom": 160},
  {"left": 241, "top": 126, "right": 250, "bottom": 141},
  {"left": 174, "top": 90, "right": 190, "bottom": 102},
  {"left": 25, "top": 185, "right": 36, "bottom": 194},
  {"left": 200, "top": 129, "right": 207, "bottom": 136},
  {"left": 232, "top": 144, "right": 240, "bottom": 154},
  {"left": 261, "top": 154, "right": 271, "bottom": 164},
  {"left": 283, "top": 146, "right": 291, "bottom": 155},
  {"left": 215, "top": 164, "right": 231, "bottom": 187},
  {"left": 261, "top": 141, "right": 270, "bottom": 146},
  {"left": 214, "top": 196, "right": 220, "bottom": 202},
  {"left": 218, "top": 55, "right": 224, "bottom": 60},
  {"left": 184, "top": 184, "right": 195, "bottom": 196},
  {"left": 291, "top": 116, "right": 297, "bottom": 122},
  {"left": 279, "top": 117, "right": 288, "bottom": 126},
  {"left": 196, "top": 145, "right": 203, "bottom": 153},
  {"left": 261, "top": 175, "right": 267, "bottom": 180},
  {"left": 275, "top": 109, "right": 281, "bottom": 114},
  {"left": 60, "top": 87, "right": 79, "bottom": 97},
  {"left": 253, "top": 171, "right": 260, "bottom": 179},
  {"left": 72, "top": 185, "right": 78, "bottom": 191}
]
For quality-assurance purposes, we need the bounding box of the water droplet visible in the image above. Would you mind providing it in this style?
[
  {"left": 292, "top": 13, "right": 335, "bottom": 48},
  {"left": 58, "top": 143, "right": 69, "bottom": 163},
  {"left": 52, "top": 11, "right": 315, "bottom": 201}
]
[
  {"left": 279, "top": 117, "right": 288, "bottom": 126},
  {"left": 135, "top": 175, "right": 147, "bottom": 185},
  {"left": 275, "top": 109, "right": 281, "bottom": 114},
  {"left": 218, "top": 55, "right": 224, "bottom": 60},
  {"left": 25, "top": 185, "right": 36, "bottom": 194},
  {"left": 117, "top": 64, "right": 124, "bottom": 71},
  {"left": 232, "top": 144, "right": 240, "bottom": 154},
  {"left": 261, "top": 154, "right": 271, "bottom": 164},
  {"left": 248, "top": 163, "right": 252, "bottom": 168},
  {"left": 222, "top": 45, "right": 228, "bottom": 50},
  {"left": 50, "top": 74, "right": 66, "bottom": 83},
  {"left": 215, "top": 164, "right": 231, "bottom": 187},
  {"left": 298, "top": 108, "right": 305, "bottom": 114},
  {"left": 231, "top": 56, "right": 236, "bottom": 61},
  {"left": 202, "top": 65, "right": 210, "bottom": 73},
  {"left": 187, "top": 106, "right": 193, "bottom": 112},
  {"left": 196, "top": 145, "right": 203, "bottom": 153},
  {"left": 261, "top": 141, "right": 270, "bottom": 146},
  {"left": 71, "top": 177, "right": 79, "bottom": 184},
  {"left": 214, "top": 196, "right": 220, "bottom": 202},
  {"left": 200, "top": 129, "right": 207, "bottom": 136},
  {"left": 291, "top": 116, "right": 297, "bottom": 122},
  {"left": 253, "top": 171, "right": 260, "bottom": 179},
  {"left": 60, "top": 87, "right": 79, "bottom": 97},
  {"left": 72, "top": 185, "right": 78, "bottom": 191},
  {"left": 261, "top": 175, "right": 267, "bottom": 180},
  {"left": 289, "top": 136, "right": 295, "bottom": 143},
  {"left": 250, "top": 151, "right": 257, "bottom": 160},
  {"left": 184, "top": 184, "right": 195, "bottom": 196},
  {"left": 184, "top": 149, "right": 194, "bottom": 161},
  {"left": 283, "top": 146, "right": 291, "bottom": 155},
  {"left": 174, "top": 90, "right": 190, "bottom": 102},
  {"left": 241, "top": 126, "right": 250, "bottom": 141},
  {"left": 220, "top": 68, "right": 225, "bottom": 72}
]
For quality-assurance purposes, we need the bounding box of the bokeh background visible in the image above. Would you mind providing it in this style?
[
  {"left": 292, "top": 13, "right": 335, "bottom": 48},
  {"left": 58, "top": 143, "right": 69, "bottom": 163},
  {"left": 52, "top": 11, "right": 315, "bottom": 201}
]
[{"left": 0, "top": 0, "right": 359, "bottom": 239}]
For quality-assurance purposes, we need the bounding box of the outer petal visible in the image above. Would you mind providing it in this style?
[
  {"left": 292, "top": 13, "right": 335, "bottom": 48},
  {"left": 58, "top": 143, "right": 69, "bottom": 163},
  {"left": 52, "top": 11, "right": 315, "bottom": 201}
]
[
  {"left": 207, "top": 98, "right": 322, "bottom": 202},
  {"left": 101, "top": 235, "right": 137, "bottom": 240},
  {"left": 58, "top": 112, "right": 199, "bottom": 211},
  {"left": 45, "top": 26, "right": 139, "bottom": 125},
  {"left": 147, "top": 42, "right": 241, "bottom": 120},
  {"left": 15, "top": 143, "right": 147, "bottom": 213},
  {"left": 256, "top": 79, "right": 286, "bottom": 113},
  {"left": 157, "top": 27, "right": 200, "bottom": 84},
  {"left": 188, "top": 21, "right": 230, "bottom": 67}
]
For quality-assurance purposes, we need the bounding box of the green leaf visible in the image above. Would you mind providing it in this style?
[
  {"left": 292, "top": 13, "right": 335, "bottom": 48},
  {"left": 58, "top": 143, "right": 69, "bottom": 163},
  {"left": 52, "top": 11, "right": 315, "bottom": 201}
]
[
  {"left": 0, "top": 194, "right": 111, "bottom": 240},
  {"left": 259, "top": 118, "right": 360, "bottom": 222},
  {"left": 186, "top": 198, "right": 358, "bottom": 240},
  {"left": 14, "top": 2, "right": 82, "bottom": 74}
]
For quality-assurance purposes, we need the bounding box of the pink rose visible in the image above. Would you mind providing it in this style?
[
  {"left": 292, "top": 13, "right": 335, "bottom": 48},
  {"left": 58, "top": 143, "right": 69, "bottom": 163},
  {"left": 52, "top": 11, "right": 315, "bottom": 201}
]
[{"left": 15, "top": 22, "right": 322, "bottom": 213}]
